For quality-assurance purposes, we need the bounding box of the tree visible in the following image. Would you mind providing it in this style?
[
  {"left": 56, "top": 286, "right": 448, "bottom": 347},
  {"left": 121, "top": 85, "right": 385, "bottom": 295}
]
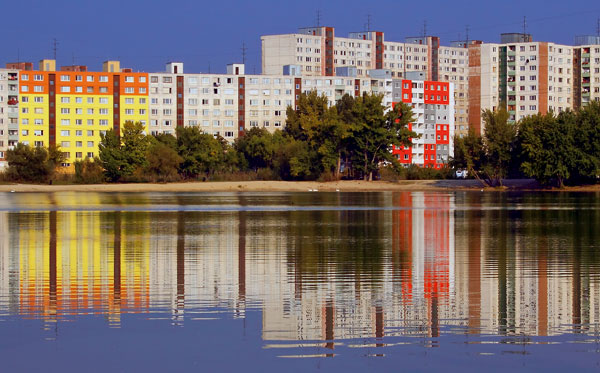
[
  {"left": 176, "top": 127, "right": 227, "bottom": 179},
  {"left": 572, "top": 102, "right": 600, "bottom": 182},
  {"left": 5, "top": 144, "right": 54, "bottom": 183},
  {"left": 98, "top": 121, "right": 152, "bottom": 181},
  {"left": 74, "top": 158, "right": 105, "bottom": 184},
  {"left": 144, "top": 141, "right": 182, "bottom": 182},
  {"left": 518, "top": 111, "right": 581, "bottom": 187},
  {"left": 451, "top": 130, "right": 485, "bottom": 185},
  {"left": 47, "top": 145, "right": 66, "bottom": 170},
  {"left": 154, "top": 132, "right": 178, "bottom": 151},
  {"left": 98, "top": 129, "right": 126, "bottom": 181},
  {"left": 347, "top": 93, "right": 416, "bottom": 181},
  {"left": 480, "top": 108, "right": 517, "bottom": 186},
  {"left": 234, "top": 127, "right": 279, "bottom": 171},
  {"left": 285, "top": 91, "right": 342, "bottom": 179},
  {"left": 121, "top": 121, "right": 152, "bottom": 176}
]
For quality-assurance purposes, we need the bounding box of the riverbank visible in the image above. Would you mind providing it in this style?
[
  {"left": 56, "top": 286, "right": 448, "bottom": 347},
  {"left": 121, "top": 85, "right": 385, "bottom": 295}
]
[
  {"left": 0, "top": 180, "right": 440, "bottom": 193},
  {"left": 0, "top": 179, "right": 599, "bottom": 193}
]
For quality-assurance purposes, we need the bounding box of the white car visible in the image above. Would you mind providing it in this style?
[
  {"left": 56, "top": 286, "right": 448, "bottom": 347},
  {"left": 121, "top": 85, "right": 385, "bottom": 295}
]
[{"left": 455, "top": 169, "right": 468, "bottom": 179}]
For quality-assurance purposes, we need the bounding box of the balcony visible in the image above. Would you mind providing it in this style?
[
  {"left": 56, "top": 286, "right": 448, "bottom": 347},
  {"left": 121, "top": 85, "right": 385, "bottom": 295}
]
[
  {"left": 583, "top": 71, "right": 591, "bottom": 78},
  {"left": 582, "top": 52, "right": 591, "bottom": 58}
]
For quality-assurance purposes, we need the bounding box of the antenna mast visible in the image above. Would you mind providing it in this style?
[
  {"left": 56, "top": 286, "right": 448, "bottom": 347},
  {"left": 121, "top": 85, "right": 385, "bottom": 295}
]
[
  {"left": 241, "top": 42, "right": 247, "bottom": 65},
  {"left": 52, "top": 38, "right": 58, "bottom": 60}
]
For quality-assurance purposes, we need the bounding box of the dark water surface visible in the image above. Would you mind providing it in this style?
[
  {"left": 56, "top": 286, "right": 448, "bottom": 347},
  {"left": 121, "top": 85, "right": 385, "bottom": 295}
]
[{"left": 1, "top": 191, "right": 600, "bottom": 372}]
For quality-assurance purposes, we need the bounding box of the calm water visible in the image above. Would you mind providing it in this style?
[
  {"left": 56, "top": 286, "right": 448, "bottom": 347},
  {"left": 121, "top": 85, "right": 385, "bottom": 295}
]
[{"left": 0, "top": 191, "right": 600, "bottom": 372}]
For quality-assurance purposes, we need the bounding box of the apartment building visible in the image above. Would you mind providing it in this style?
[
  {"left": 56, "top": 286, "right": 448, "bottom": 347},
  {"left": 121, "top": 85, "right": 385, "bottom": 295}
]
[
  {"left": 17, "top": 59, "right": 148, "bottom": 165},
  {"left": 262, "top": 26, "right": 429, "bottom": 79},
  {"left": 573, "top": 35, "right": 600, "bottom": 108},
  {"left": 5, "top": 56, "right": 454, "bottom": 170},
  {"left": 0, "top": 69, "right": 19, "bottom": 168},
  {"left": 262, "top": 28, "right": 471, "bottom": 137},
  {"left": 468, "top": 33, "right": 575, "bottom": 133},
  {"left": 392, "top": 77, "right": 454, "bottom": 168}
]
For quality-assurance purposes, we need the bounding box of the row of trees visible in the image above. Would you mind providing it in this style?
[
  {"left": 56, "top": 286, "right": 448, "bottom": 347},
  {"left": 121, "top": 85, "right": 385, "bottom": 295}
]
[
  {"left": 91, "top": 91, "right": 416, "bottom": 183},
  {"left": 235, "top": 92, "right": 415, "bottom": 181},
  {"left": 0, "top": 92, "right": 412, "bottom": 184},
  {"left": 452, "top": 103, "right": 600, "bottom": 187}
]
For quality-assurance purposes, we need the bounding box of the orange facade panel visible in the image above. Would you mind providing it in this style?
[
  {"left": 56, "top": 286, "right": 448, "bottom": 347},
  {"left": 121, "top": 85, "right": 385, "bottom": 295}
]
[
  {"left": 19, "top": 71, "right": 149, "bottom": 96},
  {"left": 468, "top": 44, "right": 482, "bottom": 135},
  {"left": 19, "top": 71, "right": 51, "bottom": 94},
  {"left": 118, "top": 73, "right": 149, "bottom": 96}
]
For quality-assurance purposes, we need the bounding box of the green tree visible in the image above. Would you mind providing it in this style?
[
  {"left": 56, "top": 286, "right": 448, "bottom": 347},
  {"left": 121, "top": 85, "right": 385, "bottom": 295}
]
[
  {"left": 144, "top": 141, "right": 182, "bottom": 182},
  {"left": 480, "top": 108, "right": 517, "bottom": 186},
  {"left": 347, "top": 93, "right": 415, "bottom": 181},
  {"left": 518, "top": 111, "right": 580, "bottom": 187},
  {"left": 573, "top": 102, "right": 600, "bottom": 182},
  {"left": 74, "top": 158, "right": 105, "bottom": 184},
  {"left": 121, "top": 121, "right": 152, "bottom": 175},
  {"left": 154, "top": 133, "right": 178, "bottom": 151},
  {"left": 5, "top": 144, "right": 54, "bottom": 183},
  {"left": 176, "top": 126, "right": 227, "bottom": 179},
  {"left": 451, "top": 130, "right": 486, "bottom": 185},
  {"left": 98, "top": 129, "right": 126, "bottom": 181},
  {"left": 285, "top": 91, "right": 342, "bottom": 178},
  {"left": 234, "top": 127, "right": 279, "bottom": 171}
]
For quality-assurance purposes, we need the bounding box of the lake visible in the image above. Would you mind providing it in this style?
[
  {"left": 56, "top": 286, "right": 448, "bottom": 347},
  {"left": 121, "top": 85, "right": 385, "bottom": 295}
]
[{"left": 0, "top": 191, "right": 599, "bottom": 372}]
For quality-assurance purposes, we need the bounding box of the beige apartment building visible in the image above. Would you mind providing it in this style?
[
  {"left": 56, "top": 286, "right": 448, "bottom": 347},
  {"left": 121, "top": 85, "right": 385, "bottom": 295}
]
[
  {"left": 262, "top": 28, "right": 470, "bottom": 136},
  {"left": 469, "top": 33, "right": 575, "bottom": 134}
]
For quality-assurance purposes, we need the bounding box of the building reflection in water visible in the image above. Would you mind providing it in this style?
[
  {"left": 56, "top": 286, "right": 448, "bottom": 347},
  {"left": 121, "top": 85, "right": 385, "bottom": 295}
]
[{"left": 0, "top": 191, "right": 599, "bottom": 345}]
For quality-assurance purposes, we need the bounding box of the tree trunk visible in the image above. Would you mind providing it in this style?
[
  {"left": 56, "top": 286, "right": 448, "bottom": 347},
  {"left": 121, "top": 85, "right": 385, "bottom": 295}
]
[
  {"left": 336, "top": 150, "right": 341, "bottom": 180},
  {"left": 368, "top": 171, "right": 373, "bottom": 181},
  {"left": 363, "top": 151, "right": 368, "bottom": 181},
  {"left": 469, "top": 166, "right": 488, "bottom": 188}
]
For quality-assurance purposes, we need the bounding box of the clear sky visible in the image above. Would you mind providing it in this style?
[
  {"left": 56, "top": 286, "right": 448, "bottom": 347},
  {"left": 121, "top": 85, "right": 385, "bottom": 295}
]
[{"left": 2, "top": 0, "right": 599, "bottom": 74}]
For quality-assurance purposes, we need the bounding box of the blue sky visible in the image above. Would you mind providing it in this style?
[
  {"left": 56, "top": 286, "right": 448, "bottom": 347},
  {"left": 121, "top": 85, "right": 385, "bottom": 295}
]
[{"left": 2, "top": 0, "right": 599, "bottom": 74}]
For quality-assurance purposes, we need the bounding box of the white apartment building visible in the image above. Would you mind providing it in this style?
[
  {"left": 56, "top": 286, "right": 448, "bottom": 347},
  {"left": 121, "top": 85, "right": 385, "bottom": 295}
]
[
  {"left": 262, "top": 27, "right": 428, "bottom": 79},
  {"left": 0, "top": 69, "right": 19, "bottom": 168}
]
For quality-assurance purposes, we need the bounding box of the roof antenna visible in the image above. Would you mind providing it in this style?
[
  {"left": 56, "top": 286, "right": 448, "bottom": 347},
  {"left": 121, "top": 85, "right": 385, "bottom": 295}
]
[
  {"left": 522, "top": 16, "right": 527, "bottom": 39},
  {"left": 53, "top": 38, "right": 58, "bottom": 60},
  {"left": 241, "top": 42, "right": 247, "bottom": 65},
  {"left": 366, "top": 14, "right": 371, "bottom": 32},
  {"left": 465, "top": 25, "right": 470, "bottom": 46},
  {"left": 316, "top": 9, "right": 321, "bottom": 27},
  {"left": 423, "top": 20, "right": 427, "bottom": 38}
]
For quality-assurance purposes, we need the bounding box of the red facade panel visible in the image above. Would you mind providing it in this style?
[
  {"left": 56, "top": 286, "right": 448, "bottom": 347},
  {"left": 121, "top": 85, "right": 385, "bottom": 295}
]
[{"left": 424, "top": 82, "right": 449, "bottom": 105}]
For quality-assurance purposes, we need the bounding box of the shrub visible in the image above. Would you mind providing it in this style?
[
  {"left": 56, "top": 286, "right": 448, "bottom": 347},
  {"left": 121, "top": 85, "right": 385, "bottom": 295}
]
[
  {"left": 5, "top": 144, "right": 54, "bottom": 183},
  {"left": 74, "top": 158, "right": 105, "bottom": 184}
]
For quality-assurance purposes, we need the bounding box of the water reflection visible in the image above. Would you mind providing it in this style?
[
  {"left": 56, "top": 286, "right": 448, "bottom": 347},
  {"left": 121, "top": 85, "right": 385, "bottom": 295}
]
[{"left": 1, "top": 191, "right": 600, "bottom": 354}]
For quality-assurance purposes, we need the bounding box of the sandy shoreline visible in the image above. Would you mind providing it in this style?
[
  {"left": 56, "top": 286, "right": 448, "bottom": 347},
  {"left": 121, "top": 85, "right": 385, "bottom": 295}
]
[
  {"left": 0, "top": 179, "right": 599, "bottom": 193},
  {"left": 0, "top": 180, "right": 442, "bottom": 193}
]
